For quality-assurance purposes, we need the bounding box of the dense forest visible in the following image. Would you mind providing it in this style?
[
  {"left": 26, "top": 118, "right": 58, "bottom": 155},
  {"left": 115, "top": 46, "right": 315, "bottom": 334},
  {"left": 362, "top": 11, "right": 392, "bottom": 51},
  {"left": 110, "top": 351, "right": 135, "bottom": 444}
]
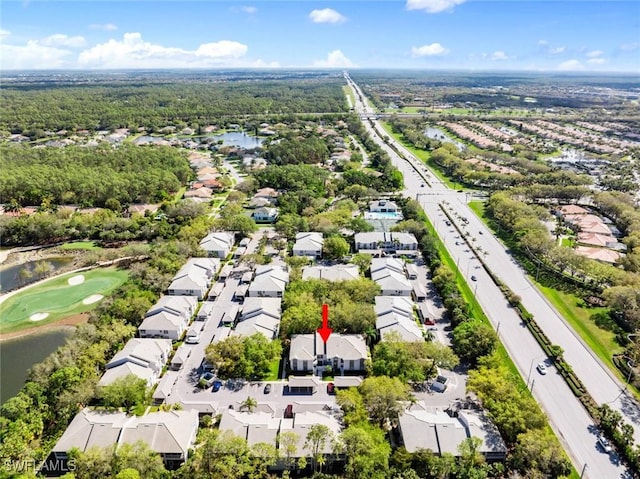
[
  {"left": 1, "top": 77, "right": 349, "bottom": 134},
  {"left": 0, "top": 144, "right": 192, "bottom": 207}
]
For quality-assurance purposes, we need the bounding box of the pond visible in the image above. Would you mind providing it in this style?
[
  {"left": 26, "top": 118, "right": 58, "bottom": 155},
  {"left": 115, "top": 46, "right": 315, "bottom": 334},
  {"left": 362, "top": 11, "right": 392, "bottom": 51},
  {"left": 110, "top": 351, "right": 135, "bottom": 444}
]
[
  {"left": 0, "top": 328, "right": 73, "bottom": 405},
  {"left": 425, "top": 127, "right": 466, "bottom": 152},
  {"left": 0, "top": 257, "right": 74, "bottom": 293},
  {"left": 208, "top": 131, "right": 264, "bottom": 149}
]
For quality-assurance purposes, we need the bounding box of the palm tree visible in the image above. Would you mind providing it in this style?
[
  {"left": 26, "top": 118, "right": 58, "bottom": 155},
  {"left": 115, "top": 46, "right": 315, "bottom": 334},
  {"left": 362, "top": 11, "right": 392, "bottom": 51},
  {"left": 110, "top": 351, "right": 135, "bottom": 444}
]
[{"left": 240, "top": 396, "right": 258, "bottom": 413}]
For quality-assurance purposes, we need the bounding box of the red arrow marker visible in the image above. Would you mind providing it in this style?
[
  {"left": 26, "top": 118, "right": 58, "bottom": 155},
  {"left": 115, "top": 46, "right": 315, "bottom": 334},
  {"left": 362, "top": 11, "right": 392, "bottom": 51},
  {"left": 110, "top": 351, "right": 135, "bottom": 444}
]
[{"left": 317, "top": 303, "right": 333, "bottom": 344}]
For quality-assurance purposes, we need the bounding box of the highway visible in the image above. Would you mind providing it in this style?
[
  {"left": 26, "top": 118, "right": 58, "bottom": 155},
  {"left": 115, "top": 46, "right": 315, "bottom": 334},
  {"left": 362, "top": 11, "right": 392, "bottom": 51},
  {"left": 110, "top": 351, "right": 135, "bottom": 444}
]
[{"left": 345, "top": 72, "right": 636, "bottom": 478}]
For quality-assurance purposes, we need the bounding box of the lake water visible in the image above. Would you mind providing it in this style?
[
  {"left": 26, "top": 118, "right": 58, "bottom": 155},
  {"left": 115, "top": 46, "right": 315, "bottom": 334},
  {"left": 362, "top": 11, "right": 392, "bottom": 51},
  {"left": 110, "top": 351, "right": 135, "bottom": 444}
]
[
  {"left": 425, "top": 127, "right": 466, "bottom": 151},
  {"left": 0, "top": 328, "right": 73, "bottom": 405},
  {"left": 208, "top": 131, "right": 264, "bottom": 149},
  {"left": 0, "top": 257, "right": 74, "bottom": 293},
  {"left": 134, "top": 131, "right": 264, "bottom": 149}
]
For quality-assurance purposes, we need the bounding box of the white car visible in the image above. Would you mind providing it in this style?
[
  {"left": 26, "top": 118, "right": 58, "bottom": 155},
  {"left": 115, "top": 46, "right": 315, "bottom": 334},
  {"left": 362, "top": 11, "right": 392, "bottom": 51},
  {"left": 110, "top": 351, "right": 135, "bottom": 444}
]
[
  {"left": 536, "top": 363, "right": 547, "bottom": 375},
  {"left": 597, "top": 435, "right": 613, "bottom": 453},
  {"left": 185, "top": 334, "right": 200, "bottom": 344}
]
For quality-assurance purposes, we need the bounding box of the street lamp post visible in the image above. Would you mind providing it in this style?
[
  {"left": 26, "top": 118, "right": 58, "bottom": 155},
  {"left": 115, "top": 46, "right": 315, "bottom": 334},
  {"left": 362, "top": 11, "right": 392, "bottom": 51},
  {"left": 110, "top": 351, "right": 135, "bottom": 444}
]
[{"left": 579, "top": 463, "right": 588, "bottom": 479}]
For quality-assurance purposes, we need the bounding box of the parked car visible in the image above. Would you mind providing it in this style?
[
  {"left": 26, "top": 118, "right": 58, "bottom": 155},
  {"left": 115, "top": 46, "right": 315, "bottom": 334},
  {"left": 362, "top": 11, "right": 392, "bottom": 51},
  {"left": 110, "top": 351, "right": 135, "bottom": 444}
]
[
  {"left": 536, "top": 363, "right": 547, "bottom": 375},
  {"left": 212, "top": 380, "right": 222, "bottom": 392},
  {"left": 471, "top": 275, "right": 477, "bottom": 281},
  {"left": 327, "top": 382, "right": 335, "bottom": 395},
  {"left": 264, "top": 383, "right": 272, "bottom": 394},
  {"left": 284, "top": 404, "right": 293, "bottom": 418},
  {"left": 185, "top": 334, "right": 200, "bottom": 344},
  {"left": 597, "top": 435, "right": 613, "bottom": 453}
]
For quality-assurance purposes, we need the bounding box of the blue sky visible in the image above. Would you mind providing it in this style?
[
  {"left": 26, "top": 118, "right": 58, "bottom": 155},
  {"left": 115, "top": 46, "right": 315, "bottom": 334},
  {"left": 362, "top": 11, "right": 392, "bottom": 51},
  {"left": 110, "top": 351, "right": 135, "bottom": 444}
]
[{"left": 1, "top": 1, "right": 638, "bottom": 72}]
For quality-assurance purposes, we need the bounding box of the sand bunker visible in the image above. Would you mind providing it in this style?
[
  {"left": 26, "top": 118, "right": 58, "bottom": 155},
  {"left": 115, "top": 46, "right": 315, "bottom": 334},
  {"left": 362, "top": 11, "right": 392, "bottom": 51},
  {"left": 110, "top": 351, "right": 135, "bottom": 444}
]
[
  {"left": 68, "top": 275, "right": 85, "bottom": 286},
  {"left": 30, "top": 312, "right": 50, "bottom": 321},
  {"left": 82, "top": 294, "right": 104, "bottom": 305}
]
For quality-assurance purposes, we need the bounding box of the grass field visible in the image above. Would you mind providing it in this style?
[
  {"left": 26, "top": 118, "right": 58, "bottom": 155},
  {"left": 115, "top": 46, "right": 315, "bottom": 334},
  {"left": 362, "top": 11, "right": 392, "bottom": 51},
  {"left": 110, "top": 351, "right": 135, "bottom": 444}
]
[{"left": 0, "top": 267, "right": 128, "bottom": 333}]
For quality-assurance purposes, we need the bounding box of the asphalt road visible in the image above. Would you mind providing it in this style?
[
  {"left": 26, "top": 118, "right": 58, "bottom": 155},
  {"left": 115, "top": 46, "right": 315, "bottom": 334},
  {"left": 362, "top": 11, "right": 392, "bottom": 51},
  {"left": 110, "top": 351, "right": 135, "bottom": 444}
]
[{"left": 345, "top": 73, "right": 635, "bottom": 478}]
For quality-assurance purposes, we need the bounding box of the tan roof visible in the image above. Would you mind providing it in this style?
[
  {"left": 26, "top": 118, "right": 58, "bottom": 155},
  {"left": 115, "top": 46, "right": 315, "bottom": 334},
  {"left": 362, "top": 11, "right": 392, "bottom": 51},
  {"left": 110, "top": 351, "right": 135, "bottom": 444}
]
[
  {"left": 575, "top": 246, "right": 621, "bottom": 264},
  {"left": 559, "top": 204, "right": 589, "bottom": 215},
  {"left": 576, "top": 232, "right": 614, "bottom": 247}
]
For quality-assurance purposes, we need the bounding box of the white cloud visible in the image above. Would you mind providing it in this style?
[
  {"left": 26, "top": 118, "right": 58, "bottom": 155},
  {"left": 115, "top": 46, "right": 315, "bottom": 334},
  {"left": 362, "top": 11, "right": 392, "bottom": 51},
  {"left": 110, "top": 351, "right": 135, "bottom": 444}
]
[
  {"left": 312, "top": 50, "right": 355, "bottom": 68},
  {"left": 411, "top": 43, "right": 449, "bottom": 57},
  {"left": 406, "top": 0, "right": 466, "bottom": 14},
  {"left": 0, "top": 29, "right": 10, "bottom": 37},
  {"left": 538, "top": 40, "right": 565, "bottom": 54},
  {"left": 41, "top": 34, "right": 86, "bottom": 48},
  {"left": 241, "top": 6, "right": 257, "bottom": 14},
  {"left": 620, "top": 42, "right": 639, "bottom": 52},
  {"left": 77, "top": 33, "right": 254, "bottom": 69},
  {"left": 1, "top": 41, "right": 72, "bottom": 69},
  {"left": 490, "top": 51, "right": 508, "bottom": 61},
  {"left": 557, "top": 59, "right": 583, "bottom": 71},
  {"left": 586, "top": 49, "right": 603, "bottom": 58},
  {"left": 587, "top": 58, "right": 606, "bottom": 65},
  {"left": 89, "top": 23, "right": 118, "bottom": 31},
  {"left": 309, "top": 8, "right": 347, "bottom": 24}
]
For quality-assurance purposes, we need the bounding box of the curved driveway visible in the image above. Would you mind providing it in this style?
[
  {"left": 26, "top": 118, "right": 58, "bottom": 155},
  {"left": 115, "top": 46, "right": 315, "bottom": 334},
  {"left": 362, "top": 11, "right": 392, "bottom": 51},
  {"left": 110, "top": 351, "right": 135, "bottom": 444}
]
[{"left": 345, "top": 73, "right": 635, "bottom": 478}]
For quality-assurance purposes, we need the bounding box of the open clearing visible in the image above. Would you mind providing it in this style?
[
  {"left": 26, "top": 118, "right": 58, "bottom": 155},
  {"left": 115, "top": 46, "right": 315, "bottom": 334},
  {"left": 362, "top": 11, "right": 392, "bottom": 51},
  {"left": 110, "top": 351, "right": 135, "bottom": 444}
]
[{"left": 0, "top": 267, "right": 128, "bottom": 334}]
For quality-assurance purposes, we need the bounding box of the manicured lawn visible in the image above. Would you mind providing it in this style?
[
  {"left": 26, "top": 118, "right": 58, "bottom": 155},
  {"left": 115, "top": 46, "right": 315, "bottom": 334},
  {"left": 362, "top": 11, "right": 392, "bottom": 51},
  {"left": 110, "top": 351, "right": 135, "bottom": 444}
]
[
  {"left": 467, "top": 201, "right": 486, "bottom": 218},
  {"left": 536, "top": 284, "right": 622, "bottom": 373},
  {"left": 561, "top": 237, "right": 574, "bottom": 248},
  {"left": 0, "top": 267, "right": 128, "bottom": 333},
  {"left": 58, "top": 241, "right": 102, "bottom": 251},
  {"left": 265, "top": 359, "right": 281, "bottom": 381}
]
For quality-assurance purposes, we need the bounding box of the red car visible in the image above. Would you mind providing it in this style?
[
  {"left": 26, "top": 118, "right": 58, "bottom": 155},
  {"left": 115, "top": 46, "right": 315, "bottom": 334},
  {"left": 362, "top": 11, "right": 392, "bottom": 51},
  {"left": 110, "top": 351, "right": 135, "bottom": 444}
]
[{"left": 327, "top": 382, "right": 335, "bottom": 395}]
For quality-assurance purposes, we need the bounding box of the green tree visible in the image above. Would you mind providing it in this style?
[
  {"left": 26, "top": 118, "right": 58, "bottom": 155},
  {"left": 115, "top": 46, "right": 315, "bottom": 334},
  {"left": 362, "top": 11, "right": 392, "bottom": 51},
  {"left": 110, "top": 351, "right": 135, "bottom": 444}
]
[
  {"left": 351, "top": 253, "right": 372, "bottom": 275},
  {"left": 278, "top": 431, "right": 300, "bottom": 471},
  {"left": 457, "top": 437, "right": 486, "bottom": 479},
  {"left": 98, "top": 374, "right": 148, "bottom": 412},
  {"left": 467, "top": 363, "right": 546, "bottom": 444},
  {"left": 115, "top": 469, "right": 141, "bottom": 479},
  {"left": 336, "top": 387, "right": 368, "bottom": 426},
  {"left": 240, "top": 396, "right": 258, "bottom": 413},
  {"left": 322, "top": 235, "right": 350, "bottom": 260},
  {"left": 510, "top": 429, "right": 571, "bottom": 478},
  {"left": 177, "top": 429, "right": 253, "bottom": 479},
  {"left": 111, "top": 441, "right": 167, "bottom": 479},
  {"left": 451, "top": 321, "right": 497, "bottom": 365},
  {"left": 206, "top": 334, "right": 281, "bottom": 380},
  {"left": 68, "top": 446, "right": 113, "bottom": 479},
  {"left": 248, "top": 442, "right": 277, "bottom": 479},
  {"left": 358, "top": 376, "right": 412, "bottom": 427},
  {"left": 340, "top": 423, "right": 391, "bottom": 479},
  {"left": 304, "top": 424, "right": 333, "bottom": 473}
]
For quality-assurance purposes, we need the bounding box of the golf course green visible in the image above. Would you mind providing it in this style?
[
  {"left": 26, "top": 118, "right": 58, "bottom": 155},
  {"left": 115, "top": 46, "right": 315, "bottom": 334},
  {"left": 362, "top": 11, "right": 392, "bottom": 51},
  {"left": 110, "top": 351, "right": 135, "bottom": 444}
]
[{"left": 0, "top": 267, "right": 128, "bottom": 334}]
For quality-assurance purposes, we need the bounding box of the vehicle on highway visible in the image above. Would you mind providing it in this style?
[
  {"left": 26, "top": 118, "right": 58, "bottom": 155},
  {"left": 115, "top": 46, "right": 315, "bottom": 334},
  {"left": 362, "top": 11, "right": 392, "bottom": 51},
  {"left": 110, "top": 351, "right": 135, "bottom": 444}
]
[
  {"left": 327, "top": 382, "right": 335, "bottom": 395},
  {"left": 264, "top": 383, "right": 272, "bottom": 394},
  {"left": 471, "top": 275, "right": 477, "bottom": 281},
  {"left": 212, "top": 380, "right": 222, "bottom": 392},
  {"left": 537, "top": 363, "right": 547, "bottom": 375},
  {"left": 479, "top": 231, "right": 483, "bottom": 235},
  {"left": 199, "top": 372, "right": 215, "bottom": 388},
  {"left": 421, "top": 183, "right": 425, "bottom": 187},
  {"left": 597, "top": 435, "right": 613, "bottom": 453}
]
